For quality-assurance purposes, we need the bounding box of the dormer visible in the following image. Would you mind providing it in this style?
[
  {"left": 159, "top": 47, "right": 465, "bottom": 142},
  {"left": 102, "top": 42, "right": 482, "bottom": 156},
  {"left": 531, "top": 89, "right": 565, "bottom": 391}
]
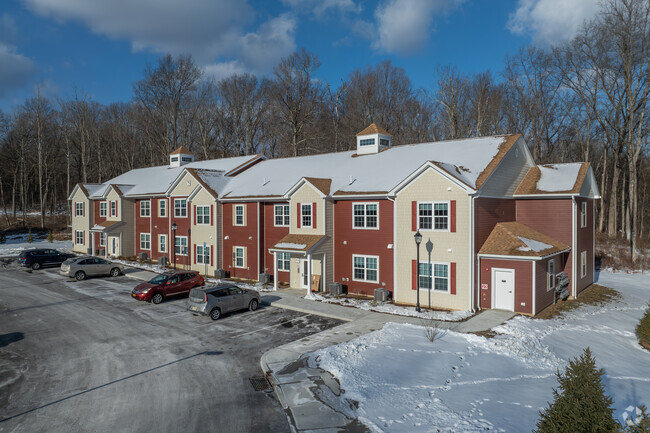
[
  {"left": 169, "top": 146, "right": 194, "bottom": 167},
  {"left": 356, "top": 123, "right": 391, "bottom": 155}
]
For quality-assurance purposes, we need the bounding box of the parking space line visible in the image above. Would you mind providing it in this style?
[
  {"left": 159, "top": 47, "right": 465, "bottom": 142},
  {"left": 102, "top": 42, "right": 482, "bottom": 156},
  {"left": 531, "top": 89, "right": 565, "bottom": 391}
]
[{"left": 228, "top": 314, "right": 310, "bottom": 338}]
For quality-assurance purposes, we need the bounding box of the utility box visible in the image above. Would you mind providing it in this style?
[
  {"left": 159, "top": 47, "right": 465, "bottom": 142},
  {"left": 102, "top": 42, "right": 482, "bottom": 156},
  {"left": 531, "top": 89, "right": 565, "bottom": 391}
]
[
  {"left": 216, "top": 269, "right": 227, "bottom": 279},
  {"left": 138, "top": 252, "right": 148, "bottom": 261},
  {"left": 158, "top": 256, "right": 169, "bottom": 267},
  {"left": 259, "top": 273, "right": 271, "bottom": 284},
  {"left": 374, "top": 288, "right": 390, "bottom": 303},
  {"left": 329, "top": 282, "right": 343, "bottom": 296}
]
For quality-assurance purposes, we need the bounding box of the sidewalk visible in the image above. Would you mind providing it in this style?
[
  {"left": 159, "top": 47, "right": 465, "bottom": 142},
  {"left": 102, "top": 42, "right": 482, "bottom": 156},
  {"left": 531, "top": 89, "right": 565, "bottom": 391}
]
[{"left": 259, "top": 289, "right": 515, "bottom": 432}]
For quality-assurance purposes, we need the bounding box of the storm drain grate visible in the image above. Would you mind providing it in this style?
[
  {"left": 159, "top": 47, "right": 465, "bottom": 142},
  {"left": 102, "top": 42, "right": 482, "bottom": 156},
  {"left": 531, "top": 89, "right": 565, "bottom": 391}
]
[{"left": 249, "top": 376, "right": 273, "bottom": 392}]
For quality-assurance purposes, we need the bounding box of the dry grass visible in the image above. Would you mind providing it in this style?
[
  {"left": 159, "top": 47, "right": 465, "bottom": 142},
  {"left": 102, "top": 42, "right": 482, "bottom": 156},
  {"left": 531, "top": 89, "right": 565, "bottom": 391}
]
[
  {"left": 596, "top": 233, "right": 650, "bottom": 272},
  {"left": 535, "top": 283, "right": 621, "bottom": 319},
  {"left": 469, "top": 329, "right": 498, "bottom": 339}
]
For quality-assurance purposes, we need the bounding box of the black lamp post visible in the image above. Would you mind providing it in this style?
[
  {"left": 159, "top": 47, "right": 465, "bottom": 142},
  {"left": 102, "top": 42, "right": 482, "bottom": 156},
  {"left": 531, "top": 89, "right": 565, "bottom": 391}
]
[
  {"left": 172, "top": 222, "right": 177, "bottom": 268},
  {"left": 426, "top": 239, "right": 433, "bottom": 309},
  {"left": 414, "top": 229, "right": 422, "bottom": 313}
]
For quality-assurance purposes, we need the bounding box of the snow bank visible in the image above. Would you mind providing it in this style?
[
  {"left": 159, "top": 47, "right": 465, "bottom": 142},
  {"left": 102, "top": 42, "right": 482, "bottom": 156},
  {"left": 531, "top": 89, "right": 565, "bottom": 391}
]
[
  {"left": 312, "top": 271, "right": 650, "bottom": 432},
  {"left": 0, "top": 238, "right": 73, "bottom": 257}
]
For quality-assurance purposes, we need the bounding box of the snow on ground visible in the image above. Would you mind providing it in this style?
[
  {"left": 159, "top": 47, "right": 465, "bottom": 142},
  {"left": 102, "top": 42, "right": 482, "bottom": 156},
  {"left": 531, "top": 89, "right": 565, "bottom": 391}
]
[
  {"left": 0, "top": 236, "right": 73, "bottom": 257},
  {"left": 312, "top": 293, "right": 474, "bottom": 322},
  {"left": 310, "top": 271, "right": 650, "bottom": 432}
]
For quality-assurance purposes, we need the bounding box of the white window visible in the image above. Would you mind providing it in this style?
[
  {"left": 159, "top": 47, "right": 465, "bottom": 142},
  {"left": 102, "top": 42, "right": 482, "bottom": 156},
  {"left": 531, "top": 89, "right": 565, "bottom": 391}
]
[
  {"left": 548, "top": 259, "right": 555, "bottom": 291},
  {"left": 301, "top": 204, "right": 312, "bottom": 228},
  {"left": 159, "top": 199, "right": 167, "bottom": 217},
  {"left": 99, "top": 202, "right": 107, "bottom": 217},
  {"left": 196, "top": 205, "right": 210, "bottom": 225},
  {"left": 581, "top": 251, "right": 587, "bottom": 278},
  {"left": 175, "top": 236, "right": 188, "bottom": 255},
  {"left": 277, "top": 252, "right": 291, "bottom": 271},
  {"left": 159, "top": 235, "right": 167, "bottom": 253},
  {"left": 419, "top": 202, "right": 448, "bottom": 231},
  {"left": 352, "top": 255, "right": 378, "bottom": 283},
  {"left": 353, "top": 203, "right": 378, "bottom": 229},
  {"left": 75, "top": 202, "right": 83, "bottom": 216},
  {"left": 433, "top": 263, "right": 449, "bottom": 292},
  {"left": 234, "top": 204, "right": 245, "bottom": 226},
  {"left": 110, "top": 201, "right": 116, "bottom": 217},
  {"left": 99, "top": 232, "right": 106, "bottom": 247},
  {"left": 174, "top": 199, "right": 187, "bottom": 217},
  {"left": 234, "top": 247, "right": 245, "bottom": 268},
  {"left": 581, "top": 202, "right": 587, "bottom": 228},
  {"left": 380, "top": 138, "right": 390, "bottom": 147},
  {"left": 359, "top": 138, "right": 375, "bottom": 146},
  {"left": 140, "top": 233, "right": 151, "bottom": 250},
  {"left": 140, "top": 200, "right": 150, "bottom": 217},
  {"left": 75, "top": 230, "right": 84, "bottom": 245},
  {"left": 197, "top": 245, "right": 211, "bottom": 265},
  {"left": 418, "top": 262, "right": 432, "bottom": 290},
  {"left": 274, "top": 204, "right": 290, "bottom": 226}
]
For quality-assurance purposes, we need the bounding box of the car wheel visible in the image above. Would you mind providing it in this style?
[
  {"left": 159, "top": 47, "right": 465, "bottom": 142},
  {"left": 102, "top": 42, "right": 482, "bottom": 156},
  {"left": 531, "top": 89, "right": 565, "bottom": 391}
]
[
  {"left": 210, "top": 308, "right": 221, "bottom": 320},
  {"left": 249, "top": 299, "right": 259, "bottom": 311},
  {"left": 31, "top": 262, "right": 41, "bottom": 270},
  {"left": 75, "top": 271, "right": 86, "bottom": 281},
  {"left": 151, "top": 293, "right": 163, "bottom": 304},
  {"left": 110, "top": 267, "right": 120, "bottom": 277}
]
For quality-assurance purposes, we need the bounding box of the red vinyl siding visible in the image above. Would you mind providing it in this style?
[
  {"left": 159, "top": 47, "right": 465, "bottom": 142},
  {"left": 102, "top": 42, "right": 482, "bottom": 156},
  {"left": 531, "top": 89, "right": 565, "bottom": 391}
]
[
  {"left": 576, "top": 198, "right": 594, "bottom": 294},
  {"left": 334, "top": 199, "right": 394, "bottom": 296},
  {"left": 222, "top": 202, "right": 258, "bottom": 280},
  {"left": 151, "top": 199, "right": 170, "bottom": 261},
  {"left": 479, "top": 258, "right": 533, "bottom": 315},
  {"left": 474, "top": 198, "right": 517, "bottom": 254},
  {"left": 534, "top": 255, "right": 566, "bottom": 315},
  {"left": 134, "top": 199, "right": 152, "bottom": 258},
  {"left": 263, "top": 202, "right": 290, "bottom": 281}
]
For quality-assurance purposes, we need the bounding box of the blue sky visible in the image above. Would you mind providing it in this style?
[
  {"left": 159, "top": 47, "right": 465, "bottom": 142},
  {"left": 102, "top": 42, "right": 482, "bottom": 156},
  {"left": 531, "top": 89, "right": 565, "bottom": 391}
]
[{"left": 0, "top": 0, "right": 600, "bottom": 112}]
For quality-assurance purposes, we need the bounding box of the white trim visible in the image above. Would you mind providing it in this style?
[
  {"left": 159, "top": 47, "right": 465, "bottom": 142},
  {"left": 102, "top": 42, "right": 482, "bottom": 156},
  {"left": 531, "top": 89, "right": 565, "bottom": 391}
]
[
  {"left": 531, "top": 261, "right": 536, "bottom": 315},
  {"left": 478, "top": 249, "right": 570, "bottom": 261},
  {"left": 331, "top": 193, "right": 389, "bottom": 200},
  {"left": 351, "top": 202, "right": 379, "bottom": 230},
  {"left": 75, "top": 202, "right": 84, "bottom": 217},
  {"left": 257, "top": 202, "right": 260, "bottom": 276},
  {"left": 352, "top": 254, "right": 379, "bottom": 283},
  {"left": 159, "top": 234, "right": 167, "bottom": 253},
  {"left": 140, "top": 233, "right": 151, "bottom": 250},
  {"left": 174, "top": 198, "right": 188, "bottom": 218},
  {"left": 572, "top": 196, "right": 577, "bottom": 297},
  {"left": 158, "top": 199, "right": 167, "bottom": 218},
  {"left": 491, "top": 267, "right": 515, "bottom": 312},
  {"left": 75, "top": 230, "right": 84, "bottom": 245},
  {"left": 416, "top": 200, "right": 450, "bottom": 232},
  {"left": 196, "top": 244, "right": 211, "bottom": 265},
  {"left": 99, "top": 201, "right": 107, "bottom": 217},
  {"left": 417, "top": 261, "right": 451, "bottom": 294},
  {"left": 234, "top": 204, "right": 245, "bottom": 226},
  {"left": 175, "top": 236, "right": 188, "bottom": 256},
  {"left": 195, "top": 205, "right": 211, "bottom": 225},
  {"left": 273, "top": 204, "right": 290, "bottom": 227},
  {"left": 300, "top": 203, "right": 313, "bottom": 228},
  {"left": 140, "top": 200, "right": 151, "bottom": 217},
  {"left": 470, "top": 194, "right": 476, "bottom": 311},
  {"left": 547, "top": 258, "right": 555, "bottom": 291},
  {"left": 581, "top": 201, "right": 587, "bottom": 228},
  {"left": 581, "top": 250, "right": 587, "bottom": 278},
  {"left": 234, "top": 246, "right": 245, "bottom": 268},
  {"left": 110, "top": 200, "right": 117, "bottom": 217},
  {"left": 284, "top": 178, "right": 328, "bottom": 199},
  {"left": 390, "top": 163, "right": 476, "bottom": 197},
  {"left": 276, "top": 252, "right": 291, "bottom": 272}
]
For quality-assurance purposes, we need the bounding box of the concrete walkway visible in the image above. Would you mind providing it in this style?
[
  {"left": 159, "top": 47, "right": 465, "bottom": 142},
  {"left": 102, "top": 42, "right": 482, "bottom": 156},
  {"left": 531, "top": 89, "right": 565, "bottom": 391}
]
[{"left": 259, "top": 289, "right": 515, "bottom": 432}]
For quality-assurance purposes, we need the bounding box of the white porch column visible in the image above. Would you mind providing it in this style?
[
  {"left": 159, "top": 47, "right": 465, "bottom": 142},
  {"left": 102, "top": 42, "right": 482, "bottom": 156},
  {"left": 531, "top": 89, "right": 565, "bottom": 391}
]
[
  {"left": 306, "top": 252, "right": 314, "bottom": 299},
  {"left": 104, "top": 234, "right": 108, "bottom": 259},
  {"left": 91, "top": 232, "right": 96, "bottom": 256},
  {"left": 273, "top": 251, "right": 278, "bottom": 291}
]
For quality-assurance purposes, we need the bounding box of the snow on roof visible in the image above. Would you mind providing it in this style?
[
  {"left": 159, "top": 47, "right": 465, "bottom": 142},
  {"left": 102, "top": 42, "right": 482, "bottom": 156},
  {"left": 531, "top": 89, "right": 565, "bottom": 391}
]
[
  {"left": 84, "top": 184, "right": 104, "bottom": 197},
  {"left": 479, "top": 222, "right": 570, "bottom": 258},
  {"left": 89, "top": 155, "right": 258, "bottom": 198},
  {"left": 536, "top": 164, "right": 582, "bottom": 192},
  {"left": 516, "top": 236, "right": 552, "bottom": 253},
  {"left": 223, "top": 135, "right": 516, "bottom": 198}
]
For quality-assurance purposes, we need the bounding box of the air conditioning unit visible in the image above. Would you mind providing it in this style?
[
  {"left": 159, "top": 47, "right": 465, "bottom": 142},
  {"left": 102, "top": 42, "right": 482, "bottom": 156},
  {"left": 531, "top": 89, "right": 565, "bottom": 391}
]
[
  {"left": 259, "top": 273, "right": 271, "bottom": 284},
  {"left": 138, "top": 252, "right": 148, "bottom": 261},
  {"left": 374, "top": 288, "right": 390, "bottom": 303},
  {"left": 329, "top": 282, "right": 343, "bottom": 296},
  {"left": 215, "top": 269, "right": 227, "bottom": 279},
  {"left": 158, "top": 256, "right": 169, "bottom": 267}
]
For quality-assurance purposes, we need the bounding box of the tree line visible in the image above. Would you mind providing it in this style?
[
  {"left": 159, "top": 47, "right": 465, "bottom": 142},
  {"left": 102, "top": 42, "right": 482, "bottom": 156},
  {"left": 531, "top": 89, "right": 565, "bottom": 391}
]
[{"left": 0, "top": 0, "right": 648, "bottom": 262}]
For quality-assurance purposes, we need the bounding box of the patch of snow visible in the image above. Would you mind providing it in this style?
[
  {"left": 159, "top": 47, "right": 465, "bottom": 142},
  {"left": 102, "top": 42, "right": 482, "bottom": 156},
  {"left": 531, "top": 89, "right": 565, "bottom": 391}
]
[
  {"left": 312, "top": 293, "right": 474, "bottom": 322},
  {"left": 312, "top": 271, "right": 650, "bottom": 432},
  {"left": 0, "top": 239, "right": 73, "bottom": 257},
  {"left": 516, "top": 236, "right": 552, "bottom": 252},
  {"left": 536, "top": 164, "right": 582, "bottom": 192},
  {"left": 275, "top": 242, "right": 307, "bottom": 249}
]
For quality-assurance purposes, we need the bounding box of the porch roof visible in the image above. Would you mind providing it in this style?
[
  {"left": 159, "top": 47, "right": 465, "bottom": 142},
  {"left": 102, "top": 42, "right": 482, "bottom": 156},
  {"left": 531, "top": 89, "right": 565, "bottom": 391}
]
[
  {"left": 269, "top": 234, "right": 326, "bottom": 253},
  {"left": 90, "top": 220, "right": 125, "bottom": 232},
  {"left": 478, "top": 222, "right": 570, "bottom": 259}
]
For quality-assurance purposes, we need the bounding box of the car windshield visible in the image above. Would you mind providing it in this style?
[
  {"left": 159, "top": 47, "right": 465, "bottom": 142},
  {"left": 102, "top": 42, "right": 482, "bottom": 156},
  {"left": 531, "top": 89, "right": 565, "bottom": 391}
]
[{"left": 148, "top": 274, "right": 169, "bottom": 284}]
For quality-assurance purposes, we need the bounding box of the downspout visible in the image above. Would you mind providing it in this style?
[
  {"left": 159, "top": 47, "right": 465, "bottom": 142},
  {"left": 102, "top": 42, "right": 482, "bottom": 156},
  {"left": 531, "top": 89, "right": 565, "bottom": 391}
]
[
  {"left": 469, "top": 193, "right": 477, "bottom": 313},
  {"left": 257, "top": 201, "right": 260, "bottom": 279},
  {"left": 388, "top": 195, "right": 397, "bottom": 301},
  {"left": 572, "top": 196, "right": 577, "bottom": 298}
]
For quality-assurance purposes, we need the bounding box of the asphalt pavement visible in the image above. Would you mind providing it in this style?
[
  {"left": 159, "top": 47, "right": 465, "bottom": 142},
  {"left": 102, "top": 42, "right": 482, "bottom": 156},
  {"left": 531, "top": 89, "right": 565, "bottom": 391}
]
[{"left": 0, "top": 264, "right": 342, "bottom": 433}]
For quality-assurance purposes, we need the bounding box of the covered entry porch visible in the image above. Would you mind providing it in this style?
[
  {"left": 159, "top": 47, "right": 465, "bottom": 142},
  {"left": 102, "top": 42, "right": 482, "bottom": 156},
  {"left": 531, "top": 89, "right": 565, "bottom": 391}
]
[
  {"left": 90, "top": 221, "right": 125, "bottom": 258},
  {"left": 269, "top": 234, "right": 327, "bottom": 296}
]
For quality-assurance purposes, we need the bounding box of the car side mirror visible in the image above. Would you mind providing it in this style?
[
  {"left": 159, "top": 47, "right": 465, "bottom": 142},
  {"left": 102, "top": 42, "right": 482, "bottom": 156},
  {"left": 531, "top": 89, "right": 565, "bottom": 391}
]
[{"left": 166, "top": 281, "right": 171, "bottom": 285}]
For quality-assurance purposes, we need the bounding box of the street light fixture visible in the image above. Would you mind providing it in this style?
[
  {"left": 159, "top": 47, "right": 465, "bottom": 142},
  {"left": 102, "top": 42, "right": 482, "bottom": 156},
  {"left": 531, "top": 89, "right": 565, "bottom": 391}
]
[
  {"left": 425, "top": 239, "right": 433, "bottom": 309},
  {"left": 172, "top": 222, "right": 177, "bottom": 268},
  {"left": 414, "top": 229, "right": 422, "bottom": 313}
]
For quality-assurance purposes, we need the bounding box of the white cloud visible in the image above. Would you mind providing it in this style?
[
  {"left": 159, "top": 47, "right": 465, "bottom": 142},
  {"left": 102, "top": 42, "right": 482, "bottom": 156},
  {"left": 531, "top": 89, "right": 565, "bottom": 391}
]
[
  {"left": 0, "top": 14, "right": 35, "bottom": 98},
  {"left": 507, "top": 0, "right": 600, "bottom": 45},
  {"left": 372, "top": 0, "right": 464, "bottom": 54},
  {"left": 21, "top": 0, "right": 296, "bottom": 74},
  {"left": 282, "top": 0, "right": 360, "bottom": 16}
]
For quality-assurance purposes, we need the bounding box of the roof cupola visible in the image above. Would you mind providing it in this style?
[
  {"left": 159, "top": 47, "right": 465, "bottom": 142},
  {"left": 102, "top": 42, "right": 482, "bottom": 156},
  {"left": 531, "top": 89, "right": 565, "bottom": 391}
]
[
  {"left": 355, "top": 123, "right": 391, "bottom": 155},
  {"left": 169, "top": 146, "right": 194, "bottom": 167}
]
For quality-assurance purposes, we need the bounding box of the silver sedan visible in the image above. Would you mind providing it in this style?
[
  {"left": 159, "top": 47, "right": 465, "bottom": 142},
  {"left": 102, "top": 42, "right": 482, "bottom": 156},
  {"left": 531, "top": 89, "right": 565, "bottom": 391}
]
[{"left": 60, "top": 256, "right": 124, "bottom": 281}]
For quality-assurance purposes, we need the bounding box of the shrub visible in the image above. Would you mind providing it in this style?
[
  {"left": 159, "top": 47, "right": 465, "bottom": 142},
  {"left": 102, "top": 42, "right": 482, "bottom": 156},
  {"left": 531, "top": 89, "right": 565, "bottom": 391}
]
[
  {"left": 47, "top": 231, "right": 54, "bottom": 243},
  {"left": 535, "top": 347, "right": 617, "bottom": 433},
  {"left": 636, "top": 305, "right": 650, "bottom": 350},
  {"left": 27, "top": 229, "right": 33, "bottom": 243},
  {"left": 0, "top": 231, "right": 5, "bottom": 244}
]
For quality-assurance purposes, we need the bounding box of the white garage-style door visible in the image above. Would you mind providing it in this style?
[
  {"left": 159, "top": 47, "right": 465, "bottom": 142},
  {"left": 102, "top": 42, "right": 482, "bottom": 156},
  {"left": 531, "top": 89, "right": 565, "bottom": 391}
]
[{"left": 492, "top": 268, "right": 515, "bottom": 312}]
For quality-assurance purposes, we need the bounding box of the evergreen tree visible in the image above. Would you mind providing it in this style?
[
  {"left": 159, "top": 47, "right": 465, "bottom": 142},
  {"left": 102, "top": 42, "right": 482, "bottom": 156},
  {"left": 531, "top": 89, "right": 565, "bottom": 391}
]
[
  {"left": 47, "top": 231, "right": 54, "bottom": 243},
  {"left": 621, "top": 405, "right": 650, "bottom": 433},
  {"left": 0, "top": 231, "right": 5, "bottom": 244},
  {"left": 535, "top": 347, "right": 617, "bottom": 433},
  {"left": 27, "top": 229, "right": 33, "bottom": 243}
]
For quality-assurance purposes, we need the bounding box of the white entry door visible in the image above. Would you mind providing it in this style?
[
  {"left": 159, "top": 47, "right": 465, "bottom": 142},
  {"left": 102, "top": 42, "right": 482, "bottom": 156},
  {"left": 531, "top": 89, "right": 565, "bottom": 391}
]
[
  {"left": 493, "top": 269, "right": 515, "bottom": 311},
  {"left": 300, "top": 259, "right": 309, "bottom": 288},
  {"left": 111, "top": 237, "right": 119, "bottom": 257}
]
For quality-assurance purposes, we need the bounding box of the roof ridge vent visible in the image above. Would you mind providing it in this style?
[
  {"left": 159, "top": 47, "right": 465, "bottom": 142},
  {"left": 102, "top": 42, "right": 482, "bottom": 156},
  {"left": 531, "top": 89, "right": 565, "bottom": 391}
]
[
  {"left": 262, "top": 177, "right": 270, "bottom": 186},
  {"left": 349, "top": 176, "right": 356, "bottom": 185}
]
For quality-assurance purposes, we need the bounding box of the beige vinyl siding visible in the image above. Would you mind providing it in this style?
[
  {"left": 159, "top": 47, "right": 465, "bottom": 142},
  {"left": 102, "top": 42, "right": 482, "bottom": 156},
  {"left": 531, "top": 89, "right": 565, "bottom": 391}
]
[
  {"left": 70, "top": 187, "right": 90, "bottom": 254},
  {"left": 169, "top": 172, "right": 197, "bottom": 197},
  {"left": 189, "top": 188, "right": 217, "bottom": 276},
  {"left": 479, "top": 138, "right": 534, "bottom": 197},
  {"left": 289, "top": 184, "right": 325, "bottom": 236},
  {"left": 105, "top": 189, "right": 121, "bottom": 221},
  {"left": 395, "top": 167, "right": 471, "bottom": 310},
  {"left": 289, "top": 255, "right": 322, "bottom": 289}
]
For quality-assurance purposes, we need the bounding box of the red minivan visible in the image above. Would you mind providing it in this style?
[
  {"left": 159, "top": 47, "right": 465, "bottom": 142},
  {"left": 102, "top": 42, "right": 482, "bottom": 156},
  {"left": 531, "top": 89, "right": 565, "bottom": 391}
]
[{"left": 131, "top": 270, "right": 205, "bottom": 304}]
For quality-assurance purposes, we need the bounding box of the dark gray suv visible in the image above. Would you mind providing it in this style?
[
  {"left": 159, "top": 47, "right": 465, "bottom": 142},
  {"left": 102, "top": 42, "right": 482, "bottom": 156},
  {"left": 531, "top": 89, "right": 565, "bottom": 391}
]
[{"left": 187, "top": 284, "right": 260, "bottom": 320}]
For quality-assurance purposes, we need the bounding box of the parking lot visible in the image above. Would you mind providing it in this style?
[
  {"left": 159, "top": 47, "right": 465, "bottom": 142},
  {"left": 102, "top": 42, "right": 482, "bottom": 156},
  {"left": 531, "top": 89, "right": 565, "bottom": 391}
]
[{"left": 0, "top": 262, "right": 342, "bottom": 432}]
